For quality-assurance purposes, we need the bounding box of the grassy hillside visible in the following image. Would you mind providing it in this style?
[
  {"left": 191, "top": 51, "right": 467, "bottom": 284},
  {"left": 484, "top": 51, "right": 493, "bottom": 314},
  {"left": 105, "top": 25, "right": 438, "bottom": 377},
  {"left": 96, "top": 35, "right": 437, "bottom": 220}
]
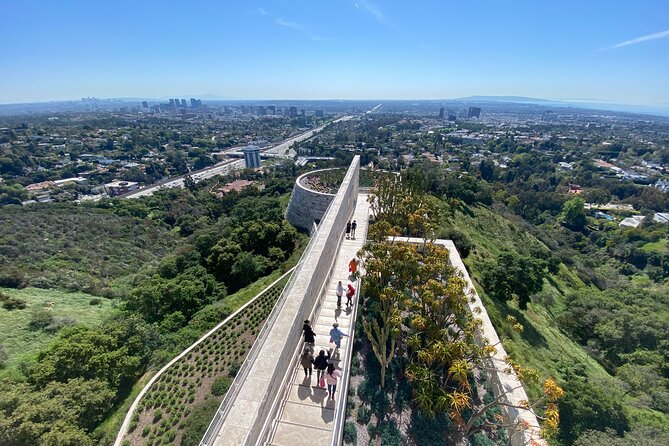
[
  {"left": 0, "top": 203, "right": 175, "bottom": 294},
  {"left": 0, "top": 287, "right": 114, "bottom": 377},
  {"left": 444, "top": 205, "right": 609, "bottom": 388},
  {"left": 443, "top": 204, "right": 669, "bottom": 436}
]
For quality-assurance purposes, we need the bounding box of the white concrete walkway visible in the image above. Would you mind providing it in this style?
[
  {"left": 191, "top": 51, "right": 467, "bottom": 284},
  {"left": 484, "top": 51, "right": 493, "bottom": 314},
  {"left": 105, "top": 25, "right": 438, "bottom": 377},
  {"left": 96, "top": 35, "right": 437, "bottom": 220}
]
[{"left": 268, "top": 194, "right": 369, "bottom": 446}]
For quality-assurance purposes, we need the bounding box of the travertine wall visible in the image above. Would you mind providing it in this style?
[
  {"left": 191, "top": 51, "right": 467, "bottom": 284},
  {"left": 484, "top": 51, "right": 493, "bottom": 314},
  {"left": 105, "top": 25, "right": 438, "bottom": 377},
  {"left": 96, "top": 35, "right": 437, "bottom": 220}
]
[
  {"left": 204, "top": 157, "right": 360, "bottom": 446},
  {"left": 285, "top": 169, "right": 340, "bottom": 231}
]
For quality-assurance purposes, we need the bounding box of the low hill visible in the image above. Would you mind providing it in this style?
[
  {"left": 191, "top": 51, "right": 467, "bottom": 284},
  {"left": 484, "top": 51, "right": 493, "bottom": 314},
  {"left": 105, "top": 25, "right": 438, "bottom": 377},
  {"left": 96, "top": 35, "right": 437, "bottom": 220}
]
[{"left": 0, "top": 203, "right": 175, "bottom": 295}]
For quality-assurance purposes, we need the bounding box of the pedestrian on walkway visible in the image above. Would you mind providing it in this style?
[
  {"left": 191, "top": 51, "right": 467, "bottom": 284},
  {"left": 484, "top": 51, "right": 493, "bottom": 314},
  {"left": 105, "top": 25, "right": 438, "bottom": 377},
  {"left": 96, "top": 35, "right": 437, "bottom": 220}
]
[
  {"left": 346, "top": 283, "right": 355, "bottom": 307},
  {"left": 345, "top": 220, "right": 351, "bottom": 239},
  {"left": 303, "top": 319, "right": 316, "bottom": 346},
  {"left": 326, "top": 363, "right": 340, "bottom": 400},
  {"left": 351, "top": 220, "right": 357, "bottom": 239},
  {"left": 348, "top": 258, "right": 357, "bottom": 275},
  {"left": 336, "top": 281, "right": 344, "bottom": 308},
  {"left": 329, "top": 323, "right": 348, "bottom": 351},
  {"left": 300, "top": 346, "right": 314, "bottom": 378},
  {"left": 313, "top": 349, "right": 330, "bottom": 385}
]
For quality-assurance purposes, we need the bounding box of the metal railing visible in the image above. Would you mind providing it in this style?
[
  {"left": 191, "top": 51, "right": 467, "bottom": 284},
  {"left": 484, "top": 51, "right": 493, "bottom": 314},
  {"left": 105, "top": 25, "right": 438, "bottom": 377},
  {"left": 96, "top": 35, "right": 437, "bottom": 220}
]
[
  {"left": 199, "top": 157, "right": 360, "bottom": 446},
  {"left": 199, "top": 233, "right": 319, "bottom": 446},
  {"left": 330, "top": 206, "right": 370, "bottom": 446},
  {"left": 114, "top": 267, "right": 295, "bottom": 446}
]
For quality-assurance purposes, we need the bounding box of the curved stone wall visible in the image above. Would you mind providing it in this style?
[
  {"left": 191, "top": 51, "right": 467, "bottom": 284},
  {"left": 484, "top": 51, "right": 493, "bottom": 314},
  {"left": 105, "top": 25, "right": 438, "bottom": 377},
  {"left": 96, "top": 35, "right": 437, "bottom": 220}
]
[{"left": 285, "top": 168, "right": 343, "bottom": 231}]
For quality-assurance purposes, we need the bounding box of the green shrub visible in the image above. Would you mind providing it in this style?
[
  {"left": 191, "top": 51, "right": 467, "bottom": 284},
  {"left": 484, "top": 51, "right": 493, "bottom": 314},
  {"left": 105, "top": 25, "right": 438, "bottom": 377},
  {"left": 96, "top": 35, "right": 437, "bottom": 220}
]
[
  {"left": 228, "top": 361, "right": 241, "bottom": 377},
  {"left": 343, "top": 421, "right": 357, "bottom": 444},
  {"left": 356, "top": 405, "right": 371, "bottom": 424},
  {"left": 89, "top": 297, "right": 103, "bottom": 306},
  {"left": 142, "top": 426, "right": 151, "bottom": 437},
  {"left": 379, "top": 421, "right": 401, "bottom": 446},
  {"left": 153, "top": 408, "right": 163, "bottom": 423},
  {"left": 2, "top": 296, "right": 27, "bottom": 310}
]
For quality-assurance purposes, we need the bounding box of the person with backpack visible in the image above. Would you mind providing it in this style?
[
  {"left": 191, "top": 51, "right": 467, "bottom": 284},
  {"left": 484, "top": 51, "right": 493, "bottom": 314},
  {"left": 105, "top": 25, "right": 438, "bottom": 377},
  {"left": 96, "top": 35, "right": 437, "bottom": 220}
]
[
  {"left": 326, "top": 363, "right": 340, "bottom": 400},
  {"left": 345, "top": 220, "right": 351, "bottom": 239},
  {"left": 300, "top": 346, "right": 314, "bottom": 378},
  {"left": 351, "top": 220, "right": 357, "bottom": 239},
  {"left": 313, "top": 349, "right": 330, "bottom": 386}
]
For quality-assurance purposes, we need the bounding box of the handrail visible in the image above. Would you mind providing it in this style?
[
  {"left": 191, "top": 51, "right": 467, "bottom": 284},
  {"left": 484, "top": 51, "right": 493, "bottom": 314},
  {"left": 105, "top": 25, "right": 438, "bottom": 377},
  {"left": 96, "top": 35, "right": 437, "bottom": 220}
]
[
  {"left": 200, "top": 156, "right": 360, "bottom": 446},
  {"left": 199, "top": 233, "right": 319, "bottom": 446},
  {"left": 330, "top": 206, "right": 369, "bottom": 446},
  {"left": 257, "top": 169, "right": 359, "bottom": 444},
  {"left": 113, "top": 267, "right": 295, "bottom": 446},
  {"left": 259, "top": 223, "right": 348, "bottom": 444}
]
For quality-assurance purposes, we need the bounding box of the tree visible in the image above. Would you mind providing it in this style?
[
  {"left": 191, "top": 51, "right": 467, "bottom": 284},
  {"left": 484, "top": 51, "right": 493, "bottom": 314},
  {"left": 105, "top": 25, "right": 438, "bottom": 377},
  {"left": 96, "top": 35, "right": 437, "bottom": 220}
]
[
  {"left": 480, "top": 252, "right": 547, "bottom": 309},
  {"left": 558, "top": 378, "right": 629, "bottom": 445},
  {"left": 183, "top": 174, "right": 196, "bottom": 192},
  {"left": 559, "top": 197, "right": 587, "bottom": 230},
  {"left": 479, "top": 159, "right": 495, "bottom": 181}
]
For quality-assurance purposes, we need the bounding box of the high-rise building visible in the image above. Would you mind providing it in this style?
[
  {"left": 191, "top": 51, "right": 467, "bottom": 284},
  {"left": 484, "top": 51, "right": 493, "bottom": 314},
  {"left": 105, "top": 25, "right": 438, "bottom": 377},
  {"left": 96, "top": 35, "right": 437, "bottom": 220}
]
[
  {"left": 142, "top": 101, "right": 149, "bottom": 109},
  {"left": 288, "top": 106, "right": 297, "bottom": 117},
  {"left": 467, "top": 107, "right": 482, "bottom": 118},
  {"left": 268, "top": 105, "right": 276, "bottom": 114},
  {"left": 438, "top": 107, "right": 445, "bottom": 119},
  {"left": 242, "top": 146, "right": 261, "bottom": 169},
  {"left": 315, "top": 109, "right": 325, "bottom": 117},
  {"left": 181, "top": 99, "right": 187, "bottom": 109}
]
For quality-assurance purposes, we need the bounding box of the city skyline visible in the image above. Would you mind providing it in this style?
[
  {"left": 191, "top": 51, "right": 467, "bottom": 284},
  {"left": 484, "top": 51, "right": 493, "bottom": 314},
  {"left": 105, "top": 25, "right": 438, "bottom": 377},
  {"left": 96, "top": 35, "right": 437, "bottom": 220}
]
[{"left": 1, "top": 0, "right": 668, "bottom": 106}]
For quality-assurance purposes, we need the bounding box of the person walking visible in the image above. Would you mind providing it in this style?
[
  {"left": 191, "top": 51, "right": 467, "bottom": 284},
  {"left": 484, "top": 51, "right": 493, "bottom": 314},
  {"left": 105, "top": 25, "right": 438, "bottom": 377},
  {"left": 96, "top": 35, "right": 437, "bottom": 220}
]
[
  {"left": 336, "top": 281, "right": 344, "bottom": 308},
  {"left": 351, "top": 220, "right": 357, "bottom": 239},
  {"left": 348, "top": 258, "right": 357, "bottom": 276},
  {"left": 303, "top": 319, "right": 316, "bottom": 346},
  {"left": 300, "top": 346, "right": 314, "bottom": 378},
  {"left": 346, "top": 283, "right": 355, "bottom": 307},
  {"left": 326, "top": 363, "right": 340, "bottom": 400},
  {"left": 329, "top": 323, "right": 348, "bottom": 351},
  {"left": 313, "top": 349, "right": 330, "bottom": 386},
  {"left": 345, "top": 220, "right": 351, "bottom": 239}
]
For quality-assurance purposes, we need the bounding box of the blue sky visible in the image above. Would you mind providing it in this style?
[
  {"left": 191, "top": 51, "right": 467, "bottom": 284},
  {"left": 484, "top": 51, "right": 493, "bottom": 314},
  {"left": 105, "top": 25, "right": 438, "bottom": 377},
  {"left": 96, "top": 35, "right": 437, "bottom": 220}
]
[{"left": 1, "top": 0, "right": 668, "bottom": 105}]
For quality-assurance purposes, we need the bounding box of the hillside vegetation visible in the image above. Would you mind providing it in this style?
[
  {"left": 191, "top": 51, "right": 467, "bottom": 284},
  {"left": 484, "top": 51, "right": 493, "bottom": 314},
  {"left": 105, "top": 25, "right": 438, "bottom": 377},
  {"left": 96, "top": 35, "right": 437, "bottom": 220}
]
[
  {"left": 0, "top": 204, "right": 175, "bottom": 294},
  {"left": 442, "top": 203, "right": 669, "bottom": 444}
]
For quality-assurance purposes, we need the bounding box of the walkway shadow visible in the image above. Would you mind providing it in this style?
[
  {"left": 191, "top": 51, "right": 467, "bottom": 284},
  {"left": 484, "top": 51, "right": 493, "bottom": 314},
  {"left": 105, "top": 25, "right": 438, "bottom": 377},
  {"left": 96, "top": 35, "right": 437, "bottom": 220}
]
[
  {"left": 334, "top": 307, "right": 342, "bottom": 320},
  {"left": 312, "top": 385, "right": 328, "bottom": 405},
  {"left": 321, "top": 399, "right": 335, "bottom": 423},
  {"left": 297, "top": 378, "right": 313, "bottom": 401}
]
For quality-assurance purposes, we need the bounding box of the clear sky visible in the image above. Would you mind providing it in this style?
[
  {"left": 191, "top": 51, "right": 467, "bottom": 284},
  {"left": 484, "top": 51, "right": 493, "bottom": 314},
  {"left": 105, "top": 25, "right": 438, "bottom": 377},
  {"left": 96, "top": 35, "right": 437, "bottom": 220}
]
[{"left": 1, "top": 0, "right": 668, "bottom": 105}]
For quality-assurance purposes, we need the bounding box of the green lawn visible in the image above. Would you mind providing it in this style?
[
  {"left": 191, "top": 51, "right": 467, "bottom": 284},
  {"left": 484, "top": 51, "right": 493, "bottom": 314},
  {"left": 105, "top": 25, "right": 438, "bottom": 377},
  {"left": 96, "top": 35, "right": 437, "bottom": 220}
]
[
  {"left": 640, "top": 238, "right": 669, "bottom": 254},
  {"left": 0, "top": 287, "right": 114, "bottom": 377}
]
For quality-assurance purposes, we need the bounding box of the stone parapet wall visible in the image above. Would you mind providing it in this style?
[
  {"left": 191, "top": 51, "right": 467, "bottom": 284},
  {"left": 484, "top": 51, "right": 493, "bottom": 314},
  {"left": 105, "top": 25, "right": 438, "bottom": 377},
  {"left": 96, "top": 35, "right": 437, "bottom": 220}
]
[
  {"left": 285, "top": 168, "right": 340, "bottom": 231},
  {"left": 205, "top": 157, "right": 360, "bottom": 446}
]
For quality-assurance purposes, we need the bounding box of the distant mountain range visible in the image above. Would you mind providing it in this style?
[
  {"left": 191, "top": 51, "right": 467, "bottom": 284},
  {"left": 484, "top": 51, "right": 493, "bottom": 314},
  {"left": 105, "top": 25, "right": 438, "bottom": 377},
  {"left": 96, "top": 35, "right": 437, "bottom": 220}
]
[{"left": 455, "top": 95, "right": 669, "bottom": 117}]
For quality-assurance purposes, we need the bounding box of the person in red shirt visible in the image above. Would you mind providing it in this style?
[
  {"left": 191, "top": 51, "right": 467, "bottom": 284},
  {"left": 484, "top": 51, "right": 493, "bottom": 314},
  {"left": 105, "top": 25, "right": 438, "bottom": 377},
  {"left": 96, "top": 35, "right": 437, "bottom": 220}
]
[{"left": 346, "top": 283, "right": 355, "bottom": 307}]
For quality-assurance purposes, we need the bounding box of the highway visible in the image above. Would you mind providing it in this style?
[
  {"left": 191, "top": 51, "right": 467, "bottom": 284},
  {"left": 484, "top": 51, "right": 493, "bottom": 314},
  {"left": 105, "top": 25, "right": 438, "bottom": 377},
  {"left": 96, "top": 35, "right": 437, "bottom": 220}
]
[{"left": 123, "top": 106, "right": 379, "bottom": 199}]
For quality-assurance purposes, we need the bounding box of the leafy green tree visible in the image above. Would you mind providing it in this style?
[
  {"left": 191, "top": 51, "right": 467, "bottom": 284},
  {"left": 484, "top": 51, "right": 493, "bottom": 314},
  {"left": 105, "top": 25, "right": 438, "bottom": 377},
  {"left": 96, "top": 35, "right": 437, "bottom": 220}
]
[
  {"left": 559, "top": 197, "right": 587, "bottom": 230},
  {"left": 28, "top": 316, "right": 156, "bottom": 388},
  {"left": 558, "top": 378, "right": 629, "bottom": 445},
  {"left": 0, "top": 378, "right": 114, "bottom": 446},
  {"left": 480, "top": 252, "right": 547, "bottom": 309}
]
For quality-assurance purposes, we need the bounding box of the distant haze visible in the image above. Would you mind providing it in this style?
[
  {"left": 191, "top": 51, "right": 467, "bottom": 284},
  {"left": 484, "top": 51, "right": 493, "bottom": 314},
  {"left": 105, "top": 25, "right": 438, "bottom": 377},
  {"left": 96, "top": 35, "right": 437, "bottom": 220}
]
[{"left": 1, "top": 0, "right": 667, "bottom": 105}]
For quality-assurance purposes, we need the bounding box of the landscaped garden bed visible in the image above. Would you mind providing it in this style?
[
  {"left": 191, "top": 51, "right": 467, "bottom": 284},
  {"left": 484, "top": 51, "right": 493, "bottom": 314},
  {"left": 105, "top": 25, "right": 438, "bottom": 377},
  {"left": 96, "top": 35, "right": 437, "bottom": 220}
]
[{"left": 120, "top": 274, "right": 290, "bottom": 446}]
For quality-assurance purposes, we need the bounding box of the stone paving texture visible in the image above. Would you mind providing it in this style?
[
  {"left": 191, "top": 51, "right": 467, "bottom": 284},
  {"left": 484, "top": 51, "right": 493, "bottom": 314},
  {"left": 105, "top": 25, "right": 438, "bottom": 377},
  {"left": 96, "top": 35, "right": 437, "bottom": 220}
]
[{"left": 269, "top": 194, "right": 369, "bottom": 445}]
